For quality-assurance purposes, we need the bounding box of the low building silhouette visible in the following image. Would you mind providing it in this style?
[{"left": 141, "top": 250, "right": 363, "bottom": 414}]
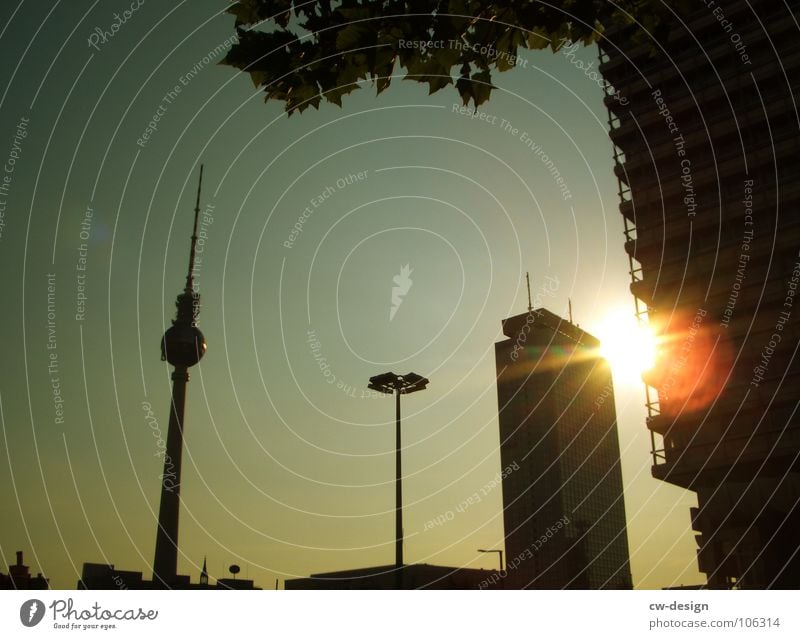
[
  {"left": 0, "top": 551, "right": 49, "bottom": 589},
  {"left": 285, "top": 564, "right": 495, "bottom": 590},
  {"left": 77, "top": 560, "right": 259, "bottom": 590}
]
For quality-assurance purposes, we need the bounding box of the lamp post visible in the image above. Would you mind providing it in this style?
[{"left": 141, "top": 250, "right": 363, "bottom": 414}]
[
  {"left": 368, "top": 372, "right": 429, "bottom": 587},
  {"left": 478, "top": 548, "right": 504, "bottom": 572}
]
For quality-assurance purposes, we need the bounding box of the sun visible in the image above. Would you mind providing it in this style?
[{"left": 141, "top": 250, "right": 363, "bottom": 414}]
[{"left": 596, "top": 309, "right": 658, "bottom": 385}]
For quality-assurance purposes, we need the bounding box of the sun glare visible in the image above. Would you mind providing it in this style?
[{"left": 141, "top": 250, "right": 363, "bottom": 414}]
[{"left": 596, "top": 309, "right": 658, "bottom": 385}]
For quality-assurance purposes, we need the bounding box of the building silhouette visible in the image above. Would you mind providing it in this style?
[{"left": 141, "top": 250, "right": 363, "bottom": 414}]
[
  {"left": 0, "top": 551, "right": 48, "bottom": 589},
  {"left": 599, "top": 0, "right": 800, "bottom": 588},
  {"left": 77, "top": 560, "right": 258, "bottom": 590},
  {"left": 495, "top": 307, "right": 632, "bottom": 589},
  {"left": 285, "top": 564, "right": 495, "bottom": 590}
]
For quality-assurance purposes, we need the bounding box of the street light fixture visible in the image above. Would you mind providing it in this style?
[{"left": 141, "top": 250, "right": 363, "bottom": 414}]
[
  {"left": 368, "top": 372, "right": 429, "bottom": 585},
  {"left": 478, "top": 548, "right": 504, "bottom": 572}
]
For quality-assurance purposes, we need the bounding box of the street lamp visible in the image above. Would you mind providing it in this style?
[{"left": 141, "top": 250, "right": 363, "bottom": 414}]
[
  {"left": 368, "top": 372, "right": 429, "bottom": 585},
  {"left": 478, "top": 548, "right": 504, "bottom": 572}
]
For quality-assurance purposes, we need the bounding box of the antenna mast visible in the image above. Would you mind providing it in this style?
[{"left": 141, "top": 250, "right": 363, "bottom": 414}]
[
  {"left": 185, "top": 164, "right": 204, "bottom": 294},
  {"left": 526, "top": 272, "right": 533, "bottom": 312}
]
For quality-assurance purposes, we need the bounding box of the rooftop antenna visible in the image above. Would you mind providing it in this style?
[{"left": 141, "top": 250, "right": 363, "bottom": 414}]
[
  {"left": 568, "top": 298, "right": 573, "bottom": 324},
  {"left": 526, "top": 272, "right": 533, "bottom": 312}
]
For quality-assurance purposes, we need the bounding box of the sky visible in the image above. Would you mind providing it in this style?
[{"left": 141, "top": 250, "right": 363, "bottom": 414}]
[{"left": 0, "top": 0, "right": 703, "bottom": 589}]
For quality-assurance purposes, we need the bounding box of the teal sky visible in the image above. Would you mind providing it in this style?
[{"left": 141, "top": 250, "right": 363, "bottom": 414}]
[{"left": 0, "top": 1, "right": 702, "bottom": 589}]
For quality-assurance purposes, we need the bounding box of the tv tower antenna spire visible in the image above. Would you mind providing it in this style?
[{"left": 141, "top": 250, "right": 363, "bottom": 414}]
[{"left": 184, "top": 164, "right": 203, "bottom": 296}]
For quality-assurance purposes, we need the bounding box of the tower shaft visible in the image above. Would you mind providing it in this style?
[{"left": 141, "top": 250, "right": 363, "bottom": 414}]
[{"left": 153, "top": 366, "right": 189, "bottom": 585}]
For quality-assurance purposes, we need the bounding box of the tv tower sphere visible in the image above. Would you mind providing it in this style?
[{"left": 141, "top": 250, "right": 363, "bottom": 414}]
[{"left": 160, "top": 291, "right": 207, "bottom": 367}]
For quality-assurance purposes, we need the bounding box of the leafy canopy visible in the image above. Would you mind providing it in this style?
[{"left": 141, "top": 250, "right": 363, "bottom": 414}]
[{"left": 222, "top": 0, "right": 682, "bottom": 114}]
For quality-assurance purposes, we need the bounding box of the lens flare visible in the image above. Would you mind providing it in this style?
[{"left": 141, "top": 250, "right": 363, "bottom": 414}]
[{"left": 596, "top": 309, "right": 658, "bottom": 385}]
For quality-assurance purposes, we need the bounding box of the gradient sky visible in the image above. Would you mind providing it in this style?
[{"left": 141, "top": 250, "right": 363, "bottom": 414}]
[{"left": 0, "top": 0, "right": 703, "bottom": 589}]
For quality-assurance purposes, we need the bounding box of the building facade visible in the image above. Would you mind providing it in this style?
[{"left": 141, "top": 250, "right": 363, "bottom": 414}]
[
  {"left": 599, "top": 0, "right": 800, "bottom": 587},
  {"left": 495, "top": 308, "right": 632, "bottom": 589}
]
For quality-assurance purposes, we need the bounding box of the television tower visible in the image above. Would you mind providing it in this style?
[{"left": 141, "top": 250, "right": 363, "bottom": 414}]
[{"left": 152, "top": 166, "right": 208, "bottom": 586}]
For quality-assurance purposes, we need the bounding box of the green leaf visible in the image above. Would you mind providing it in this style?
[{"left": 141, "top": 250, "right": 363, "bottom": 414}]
[
  {"left": 526, "top": 27, "right": 552, "bottom": 50},
  {"left": 336, "top": 24, "right": 373, "bottom": 51},
  {"left": 323, "top": 83, "right": 359, "bottom": 107},
  {"left": 456, "top": 74, "right": 474, "bottom": 105},
  {"left": 286, "top": 83, "right": 321, "bottom": 115},
  {"left": 372, "top": 46, "right": 397, "bottom": 94},
  {"left": 471, "top": 69, "right": 493, "bottom": 106},
  {"left": 249, "top": 70, "right": 267, "bottom": 88},
  {"left": 405, "top": 55, "right": 453, "bottom": 94},
  {"left": 447, "top": 0, "right": 471, "bottom": 32},
  {"left": 375, "top": 75, "right": 392, "bottom": 94},
  {"left": 338, "top": 52, "right": 370, "bottom": 86},
  {"left": 218, "top": 0, "right": 678, "bottom": 115},
  {"left": 494, "top": 29, "right": 522, "bottom": 72},
  {"left": 226, "top": 1, "right": 259, "bottom": 27}
]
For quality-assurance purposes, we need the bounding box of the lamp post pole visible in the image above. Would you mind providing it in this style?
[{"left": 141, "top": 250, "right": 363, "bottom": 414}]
[
  {"left": 368, "top": 372, "right": 429, "bottom": 589},
  {"left": 395, "top": 386, "right": 402, "bottom": 569}
]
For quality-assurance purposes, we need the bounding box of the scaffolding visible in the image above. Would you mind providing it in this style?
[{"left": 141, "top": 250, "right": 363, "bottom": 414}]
[{"left": 599, "top": 44, "right": 664, "bottom": 467}]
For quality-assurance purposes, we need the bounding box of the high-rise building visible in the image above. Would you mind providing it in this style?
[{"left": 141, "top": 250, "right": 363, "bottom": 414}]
[
  {"left": 495, "top": 307, "right": 632, "bottom": 589},
  {"left": 598, "top": 0, "right": 800, "bottom": 587}
]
